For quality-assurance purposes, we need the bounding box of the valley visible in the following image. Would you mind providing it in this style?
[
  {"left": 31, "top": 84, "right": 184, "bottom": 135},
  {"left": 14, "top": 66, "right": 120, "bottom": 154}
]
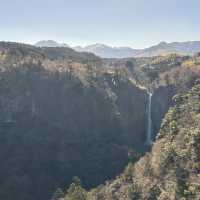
[{"left": 0, "top": 42, "right": 200, "bottom": 200}]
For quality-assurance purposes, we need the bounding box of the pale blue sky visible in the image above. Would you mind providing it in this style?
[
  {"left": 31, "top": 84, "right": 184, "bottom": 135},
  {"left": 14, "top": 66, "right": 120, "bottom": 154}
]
[{"left": 1, "top": 0, "right": 200, "bottom": 48}]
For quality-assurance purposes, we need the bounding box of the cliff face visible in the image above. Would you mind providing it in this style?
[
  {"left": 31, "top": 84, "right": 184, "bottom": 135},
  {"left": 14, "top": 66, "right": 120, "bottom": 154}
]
[
  {"left": 0, "top": 43, "right": 148, "bottom": 200},
  {"left": 141, "top": 54, "right": 200, "bottom": 141},
  {"left": 151, "top": 86, "right": 176, "bottom": 139}
]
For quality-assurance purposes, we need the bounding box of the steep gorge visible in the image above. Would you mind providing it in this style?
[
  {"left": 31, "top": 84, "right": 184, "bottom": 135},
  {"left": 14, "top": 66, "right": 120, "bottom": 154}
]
[
  {"left": 58, "top": 57, "right": 200, "bottom": 200},
  {"left": 80, "top": 83, "right": 200, "bottom": 200},
  {"left": 0, "top": 42, "right": 154, "bottom": 200},
  {"left": 1, "top": 43, "right": 198, "bottom": 200}
]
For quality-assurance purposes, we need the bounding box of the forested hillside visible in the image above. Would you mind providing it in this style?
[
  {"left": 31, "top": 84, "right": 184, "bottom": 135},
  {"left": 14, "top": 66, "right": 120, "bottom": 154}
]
[
  {"left": 1, "top": 42, "right": 200, "bottom": 200},
  {"left": 0, "top": 42, "right": 147, "bottom": 200}
]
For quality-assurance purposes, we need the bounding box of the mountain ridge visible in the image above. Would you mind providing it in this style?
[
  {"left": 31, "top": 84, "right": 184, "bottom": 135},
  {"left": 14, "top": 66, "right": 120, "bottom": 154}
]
[
  {"left": 35, "top": 40, "right": 69, "bottom": 48},
  {"left": 35, "top": 40, "right": 200, "bottom": 58}
]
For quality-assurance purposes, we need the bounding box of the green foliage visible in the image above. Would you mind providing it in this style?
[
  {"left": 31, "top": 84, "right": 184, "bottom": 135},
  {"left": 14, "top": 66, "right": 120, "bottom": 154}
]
[
  {"left": 128, "top": 185, "right": 141, "bottom": 200},
  {"left": 128, "top": 188, "right": 141, "bottom": 200},
  {"left": 182, "top": 55, "right": 200, "bottom": 67},
  {"left": 191, "top": 128, "right": 200, "bottom": 161},
  {"left": 147, "top": 185, "right": 161, "bottom": 200},
  {"left": 174, "top": 166, "right": 189, "bottom": 199},
  {"left": 123, "top": 163, "right": 133, "bottom": 182},
  {"left": 159, "top": 106, "right": 179, "bottom": 139},
  {"left": 160, "top": 143, "right": 177, "bottom": 169},
  {"left": 65, "top": 177, "right": 87, "bottom": 200},
  {"left": 170, "top": 120, "right": 178, "bottom": 135}
]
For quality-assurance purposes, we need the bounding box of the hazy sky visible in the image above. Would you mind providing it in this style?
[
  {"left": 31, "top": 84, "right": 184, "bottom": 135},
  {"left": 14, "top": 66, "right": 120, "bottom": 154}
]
[{"left": 1, "top": 0, "right": 200, "bottom": 48}]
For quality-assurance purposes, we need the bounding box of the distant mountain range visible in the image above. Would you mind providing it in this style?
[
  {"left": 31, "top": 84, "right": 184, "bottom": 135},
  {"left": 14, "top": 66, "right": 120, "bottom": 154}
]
[
  {"left": 73, "top": 44, "right": 140, "bottom": 58},
  {"left": 35, "top": 40, "right": 70, "bottom": 48},
  {"left": 35, "top": 40, "right": 200, "bottom": 58}
]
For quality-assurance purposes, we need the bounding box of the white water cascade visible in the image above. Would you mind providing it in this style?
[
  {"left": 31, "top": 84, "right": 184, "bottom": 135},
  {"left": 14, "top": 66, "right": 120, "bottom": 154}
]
[{"left": 146, "top": 91, "right": 153, "bottom": 145}]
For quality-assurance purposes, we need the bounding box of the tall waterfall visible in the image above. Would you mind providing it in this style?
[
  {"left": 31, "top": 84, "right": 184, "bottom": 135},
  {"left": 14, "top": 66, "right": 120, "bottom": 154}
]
[{"left": 146, "top": 91, "right": 153, "bottom": 145}]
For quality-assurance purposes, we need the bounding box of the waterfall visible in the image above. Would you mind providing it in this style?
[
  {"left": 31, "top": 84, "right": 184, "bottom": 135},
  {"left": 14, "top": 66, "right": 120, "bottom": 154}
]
[{"left": 146, "top": 91, "right": 153, "bottom": 145}]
